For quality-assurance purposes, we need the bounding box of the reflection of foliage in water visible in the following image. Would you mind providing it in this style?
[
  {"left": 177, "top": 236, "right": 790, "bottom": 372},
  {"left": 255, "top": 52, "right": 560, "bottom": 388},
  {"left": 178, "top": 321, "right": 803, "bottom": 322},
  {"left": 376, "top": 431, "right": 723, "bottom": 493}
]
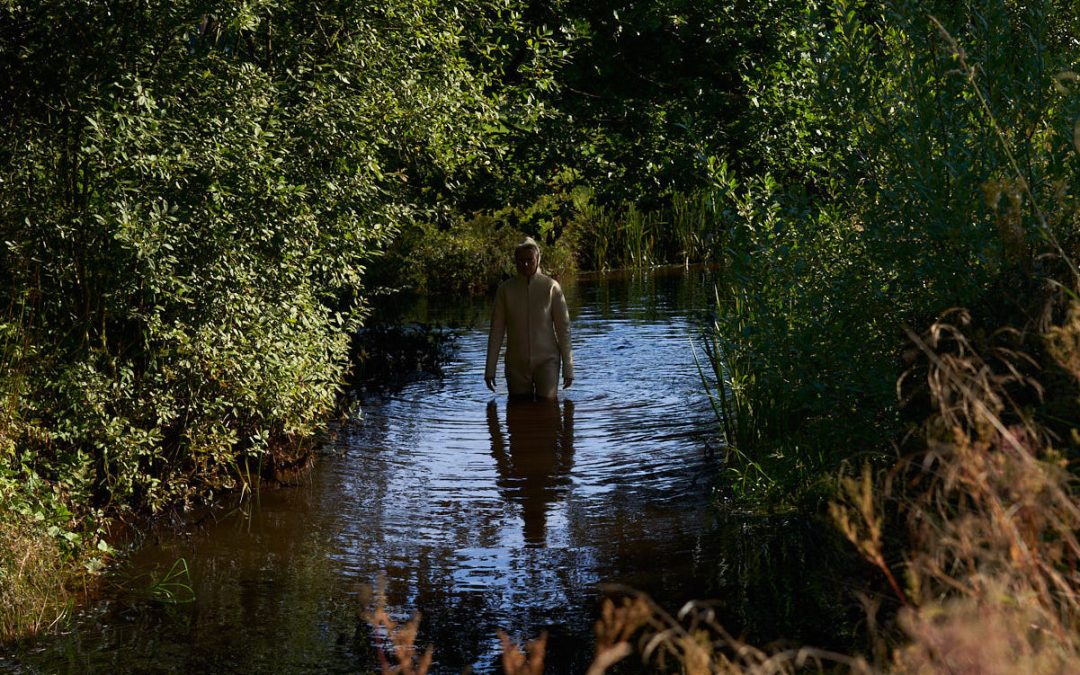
[{"left": 349, "top": 324, "right": 458, "bottom": 389}]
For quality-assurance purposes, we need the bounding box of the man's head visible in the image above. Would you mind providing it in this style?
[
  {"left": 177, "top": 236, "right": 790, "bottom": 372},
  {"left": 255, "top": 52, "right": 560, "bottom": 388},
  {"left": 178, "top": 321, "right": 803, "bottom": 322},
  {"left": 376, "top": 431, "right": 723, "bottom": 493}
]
[{"left": 514, "top": 238, "right": 540, "bottom": 279}]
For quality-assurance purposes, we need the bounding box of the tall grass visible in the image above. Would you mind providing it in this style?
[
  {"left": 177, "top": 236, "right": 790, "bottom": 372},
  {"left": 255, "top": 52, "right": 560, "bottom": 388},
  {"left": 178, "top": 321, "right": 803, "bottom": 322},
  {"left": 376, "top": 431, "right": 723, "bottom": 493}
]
[
  {"left": 671, "top": 190, "right": 721, "bottom": 267},
  {"left": 0, "top": 306, "right": 75, "bottom": 643},
  {"left": 0, "top": 301, "right": 112, "bottom": 645},
  {"left": 0, "top": 517, "right": 75, "bottom": 644},
  {"left": 694, "top": 289, "right": 779, "bottom": 497},
  {"left": 567, "top": 189, "right": 722, "bottom": 272},
  {"left": 834, "top": 301, "right": 1080, "bottom": 672},
  {"left": 571, "top": 199, "right": 621, "bottom": 272},
  {"left": 621, "top": 204, "right": 661, "bottom": 267}
]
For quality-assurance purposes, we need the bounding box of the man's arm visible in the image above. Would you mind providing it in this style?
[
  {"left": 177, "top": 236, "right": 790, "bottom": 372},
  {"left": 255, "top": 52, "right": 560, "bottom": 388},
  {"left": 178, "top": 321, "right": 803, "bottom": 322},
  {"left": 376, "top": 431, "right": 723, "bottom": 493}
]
[
  {"left": 485, "top": 284, "right": 506, "bottom": 391},
  {"left": 552, "top": 282, "right": 573, "bottom": 388}
]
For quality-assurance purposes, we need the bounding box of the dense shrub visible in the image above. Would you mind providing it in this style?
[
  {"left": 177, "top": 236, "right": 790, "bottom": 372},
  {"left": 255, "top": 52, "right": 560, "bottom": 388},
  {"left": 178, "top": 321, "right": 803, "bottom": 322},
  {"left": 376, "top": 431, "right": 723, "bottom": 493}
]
[
  {"left": 701, "top": 0, "right": 1080, "bottom": 497},
  {"left": 0, "top": 0, "right": 566, "bottom": 606}
]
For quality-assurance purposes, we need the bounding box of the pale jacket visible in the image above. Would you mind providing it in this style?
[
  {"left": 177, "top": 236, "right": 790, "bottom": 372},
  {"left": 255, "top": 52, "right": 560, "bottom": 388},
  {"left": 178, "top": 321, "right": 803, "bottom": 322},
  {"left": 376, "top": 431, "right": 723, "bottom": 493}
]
[{"left": 485, "top": 272, "right": 573, "bottom": 381}]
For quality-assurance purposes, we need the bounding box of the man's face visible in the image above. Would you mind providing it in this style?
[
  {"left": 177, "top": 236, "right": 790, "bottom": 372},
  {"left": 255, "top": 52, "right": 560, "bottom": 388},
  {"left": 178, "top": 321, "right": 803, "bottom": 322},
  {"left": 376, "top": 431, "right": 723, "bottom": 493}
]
[{"left": 515, "top": 248, "right": 539, "bottom": 279}]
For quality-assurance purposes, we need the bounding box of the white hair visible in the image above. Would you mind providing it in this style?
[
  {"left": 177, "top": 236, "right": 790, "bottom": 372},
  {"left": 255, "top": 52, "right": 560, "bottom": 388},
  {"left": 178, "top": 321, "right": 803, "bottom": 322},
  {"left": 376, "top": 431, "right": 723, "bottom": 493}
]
[{"left": 515, "top": 237, "right": 541, "bottom": 257}]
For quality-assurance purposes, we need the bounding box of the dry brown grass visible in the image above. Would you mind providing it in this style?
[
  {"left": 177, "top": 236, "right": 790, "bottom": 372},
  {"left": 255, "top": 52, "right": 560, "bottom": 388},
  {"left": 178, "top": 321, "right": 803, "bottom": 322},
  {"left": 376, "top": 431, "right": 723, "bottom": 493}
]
[
  {"left": 499, "top": 629, "right": 547, "bottom": 675},
  {"left": 365, "top": 587, "right": 870, "bottom": 675},
  {"left": 831, "top": 303, "right": 1080, "bottom": 674},
  {"left": 0, "top": 516, "right": 72, "bottom": 643},
  {"left": 586, "top": 589, "right": 871, "bottom": 675},
  {"left": 367, "top": 603, "right": 435, "bottom": 675},
  {"left": 888, "top": 306, "right": 1080, "bottom": 673}
]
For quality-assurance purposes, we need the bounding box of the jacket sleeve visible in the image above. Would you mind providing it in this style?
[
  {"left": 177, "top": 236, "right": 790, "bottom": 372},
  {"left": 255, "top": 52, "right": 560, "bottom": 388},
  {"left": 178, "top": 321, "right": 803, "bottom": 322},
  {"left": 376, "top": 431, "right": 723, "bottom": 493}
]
[
  {"left": 485, "top": 284, "right": 506, "bottom": 379},
  {"left": 552, "top": 281, "right": 574, "bottom": 379}
]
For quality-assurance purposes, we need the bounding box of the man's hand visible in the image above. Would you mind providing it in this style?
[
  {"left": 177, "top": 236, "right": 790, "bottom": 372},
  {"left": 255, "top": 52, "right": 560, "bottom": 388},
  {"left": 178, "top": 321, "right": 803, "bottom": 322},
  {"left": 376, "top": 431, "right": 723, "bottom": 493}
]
[
  {"left": 485, "top": 377, "right": 496, "bottom": 392},
  {"left": 563, "top": 376, "right": 573, "bottom": 389}
]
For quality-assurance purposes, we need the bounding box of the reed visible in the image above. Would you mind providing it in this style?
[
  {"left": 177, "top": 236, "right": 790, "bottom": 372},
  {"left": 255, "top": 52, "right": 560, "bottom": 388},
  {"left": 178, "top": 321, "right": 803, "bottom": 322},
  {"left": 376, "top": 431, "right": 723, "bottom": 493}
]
[
  {"left": 565, "top": 189, "right": 723, "bottom": 272},
  {"left": 621, "top": 203, "right": 660, "bottom": 267},
  {"left": 574, "top": 200, "right": 620, "bottom": 271},
  {"left": 146, "top": 558, "right": 196, "bottom": 604},
  {"left": 693, "top": 288, "right": 778, "bottom": 497},
  {"left": 671, "top": 190, "right": 719, "bottom": 267}
]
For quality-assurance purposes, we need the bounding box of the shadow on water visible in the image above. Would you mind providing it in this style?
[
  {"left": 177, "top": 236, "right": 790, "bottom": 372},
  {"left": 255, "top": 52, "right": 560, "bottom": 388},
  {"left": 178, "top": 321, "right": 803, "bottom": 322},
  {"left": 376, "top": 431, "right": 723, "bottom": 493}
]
[{"left": 9, "top": 266, "right": 868, "bottom": 674}]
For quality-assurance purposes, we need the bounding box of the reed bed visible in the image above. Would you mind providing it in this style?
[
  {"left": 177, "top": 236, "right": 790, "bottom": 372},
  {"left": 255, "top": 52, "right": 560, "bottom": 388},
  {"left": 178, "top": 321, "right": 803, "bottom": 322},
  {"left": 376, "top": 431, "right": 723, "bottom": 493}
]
[{"left": 568, "top": 189, "right": 722, "bottom": 272}]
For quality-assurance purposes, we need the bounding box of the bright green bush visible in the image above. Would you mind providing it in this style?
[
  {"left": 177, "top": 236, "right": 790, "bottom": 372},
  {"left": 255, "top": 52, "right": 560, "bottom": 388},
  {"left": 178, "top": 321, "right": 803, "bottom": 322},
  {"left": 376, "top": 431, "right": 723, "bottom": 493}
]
[
  {"left": 0, "top": 1, "right": 565, "bottom": 523},
  {"left": 387, "top": 215, "right": 527, "bottom": 295}
]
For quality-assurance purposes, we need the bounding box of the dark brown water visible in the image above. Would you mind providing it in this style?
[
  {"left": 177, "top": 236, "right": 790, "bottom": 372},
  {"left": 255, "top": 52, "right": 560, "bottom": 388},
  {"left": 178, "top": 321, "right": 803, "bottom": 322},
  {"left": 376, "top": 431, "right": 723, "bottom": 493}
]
[{"left": 7, "top": 267, "right": 862, "bottom": 674}]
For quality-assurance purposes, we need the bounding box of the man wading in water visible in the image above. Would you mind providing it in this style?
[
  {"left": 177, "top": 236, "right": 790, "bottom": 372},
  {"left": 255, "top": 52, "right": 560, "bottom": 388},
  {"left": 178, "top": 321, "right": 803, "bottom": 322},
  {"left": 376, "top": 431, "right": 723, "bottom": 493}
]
[{"left": 485, "top": 238, "right": 574, "bottom": 399}]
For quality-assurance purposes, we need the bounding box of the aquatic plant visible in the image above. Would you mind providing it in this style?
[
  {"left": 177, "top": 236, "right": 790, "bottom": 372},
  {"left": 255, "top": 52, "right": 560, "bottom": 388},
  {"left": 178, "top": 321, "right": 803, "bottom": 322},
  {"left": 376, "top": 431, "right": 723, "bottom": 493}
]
[
  {"left": 145, "top": 558, "right": 195, "bottom": 605},
  {"left": 570, "top": 199, "right": 620, "bottom": 272},
  {"left": 671, "top": 191, "right": 720, "bottom": 267}
]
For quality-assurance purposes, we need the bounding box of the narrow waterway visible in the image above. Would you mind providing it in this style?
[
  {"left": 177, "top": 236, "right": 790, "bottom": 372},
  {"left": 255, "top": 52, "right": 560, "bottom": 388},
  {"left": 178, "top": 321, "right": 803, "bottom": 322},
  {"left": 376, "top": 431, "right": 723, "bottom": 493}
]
[{"left": 10, "top": 267, "right": 861, "bottom": 674}]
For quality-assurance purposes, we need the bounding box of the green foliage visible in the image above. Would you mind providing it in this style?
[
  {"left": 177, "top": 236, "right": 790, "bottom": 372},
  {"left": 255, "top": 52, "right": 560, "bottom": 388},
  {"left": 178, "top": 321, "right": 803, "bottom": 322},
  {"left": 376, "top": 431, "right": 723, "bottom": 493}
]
[
  {"left": 372, "top": 205, "right": 579, "bottom": 296},
  {"left": 376, "top": 181, "right": 725, "bottom": 295},
  {"left": 0, "top": 0, "right": 565, "bottom": 543},
  {"left": 702, "top": 0, "right": 1080, "bottom": 499},
  {"left": 370, "top": 173, "right": 626, "bottom": 296},
  {"left": 484, "top": 0, "right": 803, "bottom": 203},
  {"left": 565, "top": 188, "right": 723, "bottom": 271}
]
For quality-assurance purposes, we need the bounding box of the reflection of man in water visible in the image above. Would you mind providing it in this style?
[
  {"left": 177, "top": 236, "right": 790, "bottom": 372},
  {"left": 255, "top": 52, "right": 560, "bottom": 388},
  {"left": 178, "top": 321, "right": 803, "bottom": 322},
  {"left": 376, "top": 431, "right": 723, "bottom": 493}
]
[
  {"left": 485, "top": 238, "right": 573, "bottom": 399},
  {"left": 487, "top": 399, "right": 575, "bottom": 546}
]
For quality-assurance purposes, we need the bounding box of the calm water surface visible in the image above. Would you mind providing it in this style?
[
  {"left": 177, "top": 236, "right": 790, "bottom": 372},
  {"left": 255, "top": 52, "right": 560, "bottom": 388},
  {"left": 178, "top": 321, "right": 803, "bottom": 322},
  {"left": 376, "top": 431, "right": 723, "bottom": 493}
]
[{"left": 9, "top": 267, "right": 859, "bottom": 673}]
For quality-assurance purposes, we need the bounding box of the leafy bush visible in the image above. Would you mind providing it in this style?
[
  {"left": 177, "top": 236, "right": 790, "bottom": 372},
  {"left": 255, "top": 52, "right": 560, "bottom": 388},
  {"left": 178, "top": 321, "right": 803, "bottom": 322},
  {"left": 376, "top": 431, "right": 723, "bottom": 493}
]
[
  {"left": 701, "top": 0, "right": 1080, "bottom": 497},
  {"left": 0, "top": 0, "right": 566, "bottom": 594}
]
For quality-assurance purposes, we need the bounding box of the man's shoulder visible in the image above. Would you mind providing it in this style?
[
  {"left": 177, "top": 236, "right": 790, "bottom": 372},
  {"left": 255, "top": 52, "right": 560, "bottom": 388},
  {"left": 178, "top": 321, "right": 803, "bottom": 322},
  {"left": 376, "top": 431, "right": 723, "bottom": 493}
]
[
  {"left": 534, "top": 272, "right": 560, "bottom": 291},
  {"left": 497, "top": 276, "right": 519, "bottom": 290}
]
